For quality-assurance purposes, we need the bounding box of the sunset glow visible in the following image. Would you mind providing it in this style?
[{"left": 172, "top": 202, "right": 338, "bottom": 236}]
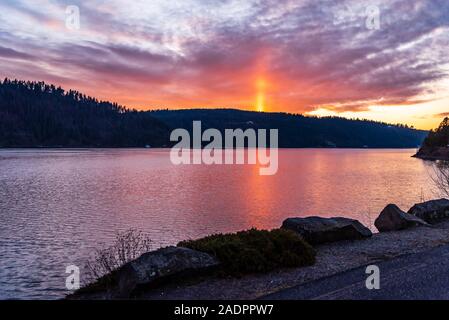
[
  {"left": 1, "top": 1, "right": 449, "bottom": 129},
  {"left": 256, "top": 78, "right": 266, "bottom": 112}
]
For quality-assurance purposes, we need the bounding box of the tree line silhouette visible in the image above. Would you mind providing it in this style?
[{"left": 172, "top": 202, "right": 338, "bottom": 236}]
[
  {"left": 149, "top": 109, "right": 427, "bottom": 148},
  {"left": 0, "top": 79, "right": 428, "bottom": 148},
  {"left": 422, "top": 117, "right": 449, "bottom": 148},
  {"left": 0, "top": 79, "right": 170, "bottom": 147}
]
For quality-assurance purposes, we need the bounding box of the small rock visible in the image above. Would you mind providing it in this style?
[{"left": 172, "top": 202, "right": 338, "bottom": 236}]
[
  {"left": 281, "top": 216, "right": 372, "bottom": 245},
  {"left": 116, "top": 246, "right": 219, "bottom": 297},
  {"left": 408, "top": 199, "right": 449, "bottom": 224},
  {"left": 375, "top": 204, "right": 429, "bottom": 232}
]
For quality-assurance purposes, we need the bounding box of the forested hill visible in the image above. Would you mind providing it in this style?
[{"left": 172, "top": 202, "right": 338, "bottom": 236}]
[
  {"left": 0, "top": 79, "right": 428, "bottom": 148},
  {"left": 0, "top": 79, "right": 170, "bottom": 147},
  {"left": 414, "top": 117, "right": 449, "bottom": 160},
  {"left": 150, "top": 109, "right": 427, "bottom": 148}
]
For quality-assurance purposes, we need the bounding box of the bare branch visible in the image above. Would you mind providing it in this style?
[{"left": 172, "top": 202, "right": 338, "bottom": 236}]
[
  {"left": 430, "top": 161, "right": 449, "bottom": 198},
  {"left": 85, "top": 229, "right": 153, "bottom": 283}
]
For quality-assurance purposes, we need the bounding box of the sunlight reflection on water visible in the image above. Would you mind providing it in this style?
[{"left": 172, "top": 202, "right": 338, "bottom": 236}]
[{"left": 0, "top": 148, "right": 435, "bottom": 299}]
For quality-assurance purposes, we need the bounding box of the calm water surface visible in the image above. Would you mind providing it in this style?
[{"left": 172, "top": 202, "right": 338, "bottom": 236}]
[{"left": 0, "top": 149, "right": 435, "bottom": 299}]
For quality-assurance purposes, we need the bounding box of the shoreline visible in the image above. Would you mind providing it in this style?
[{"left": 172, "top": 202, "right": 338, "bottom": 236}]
[
  {"left": 0, "top": 146, "right": 421, "bottom": 150},
  {"left": 413, "top": 146, "right": 449, "bottom": 161},
  {"left": 413, "top": 154, "right": 449, "bottom": 161},
  {"left": 69, "top": 200, "right": 449, "bottom": 300},
  {"left": 135, "top": 221, "right": 449, "bottom": 300}
]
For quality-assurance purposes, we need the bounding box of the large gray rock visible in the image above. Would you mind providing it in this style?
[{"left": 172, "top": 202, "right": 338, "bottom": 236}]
[
  {"left": 116, "top": 246, "right": 219, "bottom": 297},
  {"left": 408, "top": 199, "right": 449, "bottom": 224},
  {"left": 375, "top": 204, "right": 429, "bottom": 232},
  {"left": 281, "top": 216, "right": 372, "bottom": 245}
]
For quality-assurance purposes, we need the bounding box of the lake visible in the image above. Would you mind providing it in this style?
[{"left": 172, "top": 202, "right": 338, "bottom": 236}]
[{"left": 0, "top": 148, "right": 436, "bottom": 299}]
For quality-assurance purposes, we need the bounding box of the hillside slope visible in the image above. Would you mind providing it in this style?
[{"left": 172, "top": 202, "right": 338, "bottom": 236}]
[
  {"left": 0, "top": 79, "right": 428, "bottom": 148},
  {"left": 150, "top": 109, "right": 427, "bottom": 148},
  {"left": 0, "top": 79, "right": 170, "bottom": 147},
  {"left": 414, "top": 117, "right": 449, "bottom": 160}
]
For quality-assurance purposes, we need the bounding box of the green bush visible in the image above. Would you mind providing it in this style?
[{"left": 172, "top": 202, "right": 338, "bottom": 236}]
[{"left": 178, "top": 228, "right": 316, "bottom": 276}]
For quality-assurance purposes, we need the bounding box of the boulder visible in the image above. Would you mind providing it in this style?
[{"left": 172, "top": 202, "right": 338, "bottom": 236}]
[
  {"left": 375, "top": 204, "right": 429, "bottom": 232},
  {"left": 408, "top": 198, "right": 449, "bottom": 223},
  {"left": 281, "top": 216, "right": 372, "bottom": 245},
  {"left": 116, "top": 246, "right": 219, "bottom": 297}
]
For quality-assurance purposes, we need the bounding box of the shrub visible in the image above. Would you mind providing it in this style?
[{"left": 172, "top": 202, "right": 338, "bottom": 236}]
[
  {"left": 178, "top": 228, "right": 316, "bottom": 276},
  {"left": 85, "top": 229, "right": 152, "bottom": 282}
]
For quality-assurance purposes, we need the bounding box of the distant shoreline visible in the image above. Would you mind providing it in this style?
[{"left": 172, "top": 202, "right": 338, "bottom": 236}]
[
  {"left": 0, "top": 80, "right": 427, "bottom": 150},
  {"left": 0, "top": 146, "right": 421, "bottom": 150}
]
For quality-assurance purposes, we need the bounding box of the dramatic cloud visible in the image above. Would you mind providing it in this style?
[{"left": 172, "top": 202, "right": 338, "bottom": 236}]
[{"left": 1, "top": 0, "right": 448, "bottom": 122}]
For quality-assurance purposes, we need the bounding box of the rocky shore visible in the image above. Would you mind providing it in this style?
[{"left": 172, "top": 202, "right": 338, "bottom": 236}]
[
  {"left": 69, "top": 198, "right": 449, "bottom": 300},
  {"left": 413, "top": 146, "right": 449, "bottom": 161},
  {"left": 413, "top": 117, "right": 449, "bottom": 161}
]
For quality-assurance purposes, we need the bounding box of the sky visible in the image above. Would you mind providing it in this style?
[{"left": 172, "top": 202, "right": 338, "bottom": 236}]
[{"left": 0, "top": 0, "right": 449, "bottom": 129}]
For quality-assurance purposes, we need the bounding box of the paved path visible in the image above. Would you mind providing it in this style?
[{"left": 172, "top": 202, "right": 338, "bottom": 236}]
[{"left": 262, "top": 243, "right": 449, "bottom": 300}]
